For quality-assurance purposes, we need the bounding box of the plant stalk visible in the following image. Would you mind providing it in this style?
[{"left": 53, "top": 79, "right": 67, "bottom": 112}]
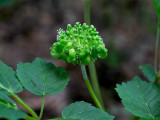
[
  {"left": 49, "top": 118, "right": 61, "bottom": 120},
  {"left": 88, "top": 62, "right": 105, "bottom": 109},
  {"left": 38, "top": 95, "right": 45, "bottom": 120},
  {"left": 128, "top": 115, "right": 140, "bottom": 120},
  {"left": 11, "top": 94, "right": 38, "bottom": 119},
  {"left": 83, "top": 0, "right": 105, "bottom": 110},
  {"left": 81, "top": 65, "right": 104, "bottom": 111},
  {"left": 84, "top": 0, "right": 90, "bottom": 25},
  {"left": 155, "top": 17, "right": 160, "bottom": 73},
  {"left": 25, "top": 115, "right": 36, "bottom": 120}
]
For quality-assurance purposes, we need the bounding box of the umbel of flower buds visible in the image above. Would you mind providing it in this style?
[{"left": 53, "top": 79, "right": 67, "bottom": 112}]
[{"left": 50, "top": 22, "right": 107, "bottom": 65}]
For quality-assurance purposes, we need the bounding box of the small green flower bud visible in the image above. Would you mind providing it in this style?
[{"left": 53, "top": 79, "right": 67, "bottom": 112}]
[
  {"left": 87, "top": 36, "right": 92, "bottom": 40},
  {"left": 79, "top": 49, "right": 86, "bottom": 58},
  {"left": 69, "top": 48, "right": 76, "bottom": 59},
  {"left": 50, "top": 22, "right": 108, "bottom": 65},
  {"left": 67, "top": 24, "right": 72, "bottom": 30},
  {"left": 79, "top": 35, "right": 84, "bottom": 39},
  {"left": 98, "top": 46, "right": 108, "bottom": 59},
  {"left": 74, "top": 34, "right": 79, "bottom": 38},
  {"left": 99, "top": 50, "right": 108, "bottom": 59},
  {"left": 55, "top": 42, "right": 64, "bottom": 53},
  {"left": 51, "top": 50, "right": 60, "bottom": 58},
  {"left": 67, "top": 42, "right": 72, "bottom": 47},
  {"left": 75, "top": 22, "right": 80, "bottom": 28},
  {"left": 90, "top": 25, "right": 94, "bottom": 29},
  {"left": 60, "top": 35, "right": 65, "bottom": 39},
  {"left": 82, "top": 23, "right": 88, "bottom": 30},
  {"left": 82, "top": 56, "right": 90, "bottom": 65},
  {"left": 66, "top": 31, "right": 70, "bottom": 36}
]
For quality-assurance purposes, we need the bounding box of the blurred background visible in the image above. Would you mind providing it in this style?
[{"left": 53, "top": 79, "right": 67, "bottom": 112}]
[{"left": 0, "top": 0, "right": 159, "bottom": 119}]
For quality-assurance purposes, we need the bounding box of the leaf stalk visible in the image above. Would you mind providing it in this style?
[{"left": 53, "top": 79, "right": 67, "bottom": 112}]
[
  {"left": 11, "top": 94, "right": 38, "bottom": 119},
  {"left": 155, "top": 17, "right": 160, "bottom": 73},
  {"left": 38, "top": 95, "right": 45, "bottom": 120}
]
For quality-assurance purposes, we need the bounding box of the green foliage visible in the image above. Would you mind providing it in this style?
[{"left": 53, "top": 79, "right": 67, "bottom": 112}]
[
  {"left": 61, "top": 101, "right": 114, "bottom": 120},
  {"left": 153, "top": 0, "right": 160, "bottom": 18},
  {"left": 50, "top": 22, "right": 108, "bottom": 65},
  {"left": 0, "top": 0, "right": 17, "bottom": 10},
  {"left": 140, "top": 118, "right": 152, "bottom": 120},
  {"left": 0, "top": 92, "right": 15, "bottom": 106},
  {"left": 0, "top": 92, "right": 26, "bottom": 120},
  {"left": 17, "top": 58, "right": 69, "bottom": 96},
  {"left": 0, "top": 61, "right": 23, "bottom": 95},
  {"left": 139, "top": 64, "right": 157, "bottom": 83},
  {"left": 116, "top": 76, "right": 160, "bottom": 119},
  {"left": 140, "top": 118, "right": 160, "bottom": 120}
]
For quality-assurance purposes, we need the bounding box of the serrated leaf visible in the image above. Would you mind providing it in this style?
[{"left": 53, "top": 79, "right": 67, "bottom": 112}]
[
  {"left": 17, "top": 58, "right": 69, "bottom": 96},
  {"left": 0, "top": 92, "right": 26, "bottom": 120},
  {"left": 153, "top": 0, "right": 160, "bottom": 17},
  {"left": 139, "top": 64, "right": 156, "bottom": 82},
  {"left": 0, "top": 61, "right": 23, "bottom": 95},
  {"left": 115, "top": 76, "right": 160, "bottom": 119},
  {"left": 62, "top": 101, "right": 115, "bottom": 120}
]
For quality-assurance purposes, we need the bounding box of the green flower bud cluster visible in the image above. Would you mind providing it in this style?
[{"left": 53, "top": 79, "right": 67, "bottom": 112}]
[{"left": 50, "top": 22, "right": 107, "bottom": 65}]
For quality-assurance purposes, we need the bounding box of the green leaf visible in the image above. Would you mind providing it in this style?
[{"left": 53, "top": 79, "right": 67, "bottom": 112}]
[
  {"left": 139, "top": 64, "right": 156, "bottom": 83},
  {"left": 153, "top": 0, "right": 160, "bottom": 17},
  {"left": 0, "top": 61, "right": 23, "bottom": 94},
  {"left": 140, "top": 118, "right": 160, "bottom": 120},
  {"left": 115, "top": 76, "right": 160, "bottom": 119},
  {"left": 0, "top": 92, "right": 15, "bottom": 105},
  {"left": 61, "top": 101, "right": 115, "bottom": 120},
  {"left": 0, "top": 92, "right": 26, "bottom": 120},
  {"left": 17, "top": 58, "right": 69, "bottom": 96},
  {"left": 140, "top": 118, "right": 153, "bottom": 120},
  {"left": 59, "top": 118, "right": 78, "bottom": 120}
]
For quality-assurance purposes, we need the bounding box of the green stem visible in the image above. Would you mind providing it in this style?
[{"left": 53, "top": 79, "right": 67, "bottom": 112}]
[
  {"left": 49, "top": 118, "right": 61, "bottom": 120},
  {"left": 84, "top": 0, "right": 90, "bottom": 25},
  {"left": 11, "top": 94, "right": 38, "bottom": 119},
  {"left": 38, "top": 95, "right": 45, "bottom": 120},
  {"left": 155, "top": 18, "right": 160, "bottom": 73},
  {"left": 81, "top": 65, "right": 104, "bottom": 111},
  {"left": 128, "top": 115, "right": 140, "bottom": 120},
  {"left": 25, "top": 115, "right": 36, "bottom": 120},
  {"left": 88, "top": 62, "right": 105, "bottom": 109},
  {"left": 83, "top": 0, "right": 105, "bottom": 110},
  {"left": 155, "top": 74, "right": 160, "bottom": 85}
]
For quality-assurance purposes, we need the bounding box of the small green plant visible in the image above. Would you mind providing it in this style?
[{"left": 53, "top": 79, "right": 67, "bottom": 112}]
[
  {"left": 0, "top": 0, "right": 114, "bottom": 119},
  {"left": 1, "top": 0, "right": 160, "bottom": 120},
  {"left": 0, "top": 58, "right": 114, "bottom": 120},
  {"left": 50, "top": 22, "right": 108, "bottom": 111}
]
